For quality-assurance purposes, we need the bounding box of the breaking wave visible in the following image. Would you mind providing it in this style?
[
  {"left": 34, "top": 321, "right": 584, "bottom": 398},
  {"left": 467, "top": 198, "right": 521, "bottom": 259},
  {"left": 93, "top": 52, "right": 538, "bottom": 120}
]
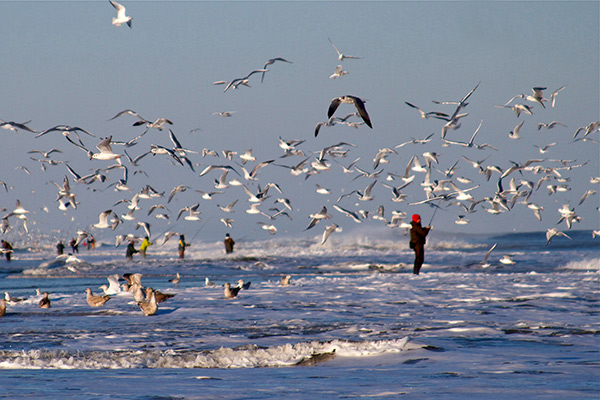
[{"left": 0, "top": 338, "right": 410, "bottom": 369}]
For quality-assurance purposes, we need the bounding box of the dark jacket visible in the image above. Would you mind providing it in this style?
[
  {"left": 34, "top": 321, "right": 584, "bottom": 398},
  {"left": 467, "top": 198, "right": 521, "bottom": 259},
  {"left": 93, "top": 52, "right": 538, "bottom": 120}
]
[
  {"left": 126, "top": 242, "right": 138, "bottom": 258},
  {"left": 410, "top": 221, "right": 430, "bottom": 249},
  {"left": 224, "top": 236, "right": 235, "bottom": 253}
]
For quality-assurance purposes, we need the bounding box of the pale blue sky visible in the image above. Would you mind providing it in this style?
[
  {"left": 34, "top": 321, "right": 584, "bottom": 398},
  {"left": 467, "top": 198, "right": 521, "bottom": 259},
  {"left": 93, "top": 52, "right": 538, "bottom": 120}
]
[{"left": 1, "top": 1, "right": 598, "bottom": 244}]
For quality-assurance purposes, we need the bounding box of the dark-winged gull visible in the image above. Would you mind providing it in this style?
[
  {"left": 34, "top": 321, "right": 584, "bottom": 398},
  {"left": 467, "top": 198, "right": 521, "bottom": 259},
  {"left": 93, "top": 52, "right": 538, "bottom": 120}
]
[{"left": 328, "top": 96, "right": 372, "bottom": 129}]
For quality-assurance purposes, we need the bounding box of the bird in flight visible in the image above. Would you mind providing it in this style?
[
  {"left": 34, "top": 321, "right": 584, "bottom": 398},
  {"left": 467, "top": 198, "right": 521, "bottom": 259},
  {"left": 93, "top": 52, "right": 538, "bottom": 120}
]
[
  {"left": 328, "top": 95, "right": 372, "bottom": 129},
  {"left": 109, "top": 0, "right": 132, "bottom": 28}
]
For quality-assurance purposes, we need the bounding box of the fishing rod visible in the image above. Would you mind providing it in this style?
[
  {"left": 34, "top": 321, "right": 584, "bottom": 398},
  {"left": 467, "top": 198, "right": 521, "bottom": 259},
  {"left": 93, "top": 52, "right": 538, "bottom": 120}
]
[
  {"left": 191, "top": 216, "right": 212, "bottom": 241},
  {"left": 428, "top": 199, "right": 443, "bottom": 226}
]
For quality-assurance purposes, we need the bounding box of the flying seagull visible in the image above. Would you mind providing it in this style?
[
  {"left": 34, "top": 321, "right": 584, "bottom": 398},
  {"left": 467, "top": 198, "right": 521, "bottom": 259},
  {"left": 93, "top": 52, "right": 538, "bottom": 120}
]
[
  {"left": 328, "top": 38, "right": 361, "bottom": 61},
  {"left": 109, "top": 0, "right": 132, "bottom": 28},
  {"left": 328, "top": 96, "right": 372, "bottom": 129}
]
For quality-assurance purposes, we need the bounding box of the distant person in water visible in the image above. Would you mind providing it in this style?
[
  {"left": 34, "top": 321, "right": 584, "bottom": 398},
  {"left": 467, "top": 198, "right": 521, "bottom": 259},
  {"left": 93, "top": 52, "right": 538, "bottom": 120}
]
[
  {"left": 126, "top": 240, "right": 138, "bottom": 260},
  {"left": 140, "top": 236, "right": 152, "bottom": 259},
  {"left": 1, "top": 240, "right": 13, "bottom": 262},
  {"left": 224, "top": 233, "right": 235, "bottom": 254},
  {"left": 70, "top": 238, "right": 79, "bottom": 253},
  {"left": 86, "top": 235, "right": 95, "bottom": 250},
  {"left": 178, "top": 235, "right": 190, "bottom": 259},
  {"left": 409, "top": 214, "right": 431, "bottom": 275},
  {"left": 56, "top": 241, "right": 65, "bottom": 255}
]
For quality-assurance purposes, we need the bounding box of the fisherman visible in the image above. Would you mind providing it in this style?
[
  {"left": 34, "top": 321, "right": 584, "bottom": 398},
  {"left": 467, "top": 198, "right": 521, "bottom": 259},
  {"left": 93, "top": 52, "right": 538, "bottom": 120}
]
[
  {"left": 409, "top": 214, "right": 431, "bottom": 275},
  {"left": 140, "top": 236, "right": 152, "bottom": 259},
  {"left": 224, "top": 233, "right": 235, "bottom": 254},
  {"left": 87, "top": 235, "right": 95, "bottom": 250},
  {"left": 1, "top": 240, "right": 13, "bottom": 262},
  {"left": 70, "top": 238, "right": 79, "bottom": 253},
  {"left": 126, "top": 240, "right": 138, "bottom": 260},
  {"left": 56, "top": 240, "right": 65, "bottom": 255},
  {"left": 178, "top": 234, "right": 190, "bottom": 259}
]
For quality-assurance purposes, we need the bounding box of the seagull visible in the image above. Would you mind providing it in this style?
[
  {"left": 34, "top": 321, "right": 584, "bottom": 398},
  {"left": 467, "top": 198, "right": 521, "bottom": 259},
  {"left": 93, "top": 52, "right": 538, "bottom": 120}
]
[
  {"left": 328, "top": 38, "right": 361, "bottom": 61},
  {"left": 546, "top": 228, "right": 572, "bottom": 245},
  {"left": 109, "top": 0, "right": 132, "bottom": 28},
  {"left": 495, "top": 103, "right": 533, "bottom": 117},
  {"left": 578, "top": 189, "right": 597, "bottom": 205},
  {"left": 321, "top": 223, "right": 340, "bottom": 245},
  {"left": 93, "top": 209, "right": 112, "bottom": 229},
  {"left": 212, "top": 111, "right": 236, "bottom": 117},
  {"left": 537, "top": 121, "right": 567, "bottom": 130},
  {"left": 27, "top": 148, "right": 63, "bottom": 159},
  {"left": 220, "top": 218, "right": 234, "bottom": 228},
  {"left": 38, "top": 292, "right": 51, "bottom": 309},
  {"left": 205, "top": 277, "right": 216, "bottom": 287},
  {"left": 526, "top": 87, "right": 548, "bottom": 108},
  {"left": 329, "top": 65, "right": 348, "bottom": 79},
  {"left": 499, "top": 255, "right": 516, "bottom": 265},
  {"left": 91, "top": 136, "right": 122, "bottom": 163},
  {"left": 133, "top": 117, "right": 173, "bottom": 131},
  {"left": 99, "top": 274, "right": 122, "bottom": 295},
  {"left": 236, "top": 280, "right": 251, "bottom": 290},
  {"left": 239, "top": 149, "right": 256, "bottom": 164},
  {"left": 534, "top": 143, "right": 556, "bottom": 154},
  {"left": 261, "top": 57, "right": 292, "bottom": 83},
  {"left": 135, "top": 221, "right": 151, "bottom": 238},
  {"left": 169, "top": 273, "right": 181, "bottom": 285},
  {"left": 454, "top": 215, "right": 470, "bottom": 225},
  {"left": 281, "top": 275, "right": 292, "bottom": 286},
  {"left": 0, "top": 298, "right": 6, "bottom": 317},
  {"left": 332, "top": 204, "right": 361, "bottom": 223},
  {"left": 305, "top": 206, "right": 331, "bottom": 230},
  {"left": 328, "top": 96, "right": 372, "bottom": 129},
  {"left": 224, "top": 282, "right": 241, "bottom": 299},
  {"left": 481, "top": 243, "right": 497, "bottom": 268},
  {"left": 550, "top": 85, "right": 566, "bottom": 107},
  {"left": 138, "top": 288, "right": 158, "bottom": 316},
  {"left": 404, "top": 102, "right": 449, "bottom": 120},
  {"left": 223, "top": 69, "right": 269, "bottom": 92},
  {"left": 0, "top": 119, "right": 37, "bottom": 133},
  {"left": 168, "top": 184, "right": 189, "bottom": 203},
  {"left": 218, "top": 199, "right": 238, "bottom": 213},
  {"left": 258, "top": 222, "right": 277, "bottom": 235},
  {"left": 85, "top": 288, "right": 111, "bottom": 307}
]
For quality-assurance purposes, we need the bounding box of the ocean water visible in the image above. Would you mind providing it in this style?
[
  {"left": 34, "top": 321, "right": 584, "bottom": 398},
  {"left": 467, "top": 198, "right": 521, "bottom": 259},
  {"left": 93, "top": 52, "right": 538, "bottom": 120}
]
[{"left": 0, "top": 229, "right": 598, "bottom": 399}]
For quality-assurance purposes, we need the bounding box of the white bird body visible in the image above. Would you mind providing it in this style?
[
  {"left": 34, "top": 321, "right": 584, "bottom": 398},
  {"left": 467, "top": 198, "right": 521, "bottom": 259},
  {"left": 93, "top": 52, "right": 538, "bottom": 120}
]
[{"left": 109, "top": 0, "right": 133, "bottom": 28}]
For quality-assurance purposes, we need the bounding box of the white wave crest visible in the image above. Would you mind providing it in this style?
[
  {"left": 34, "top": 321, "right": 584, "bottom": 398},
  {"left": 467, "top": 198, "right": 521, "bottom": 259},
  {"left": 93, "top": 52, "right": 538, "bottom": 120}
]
[{"left": 0, "top": 338, "right": 409, "bottom": 370}]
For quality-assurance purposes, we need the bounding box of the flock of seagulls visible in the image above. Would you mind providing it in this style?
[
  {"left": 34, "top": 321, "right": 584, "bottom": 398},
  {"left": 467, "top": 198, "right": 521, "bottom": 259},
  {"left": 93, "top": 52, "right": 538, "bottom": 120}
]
[
  {"left": 0, "top": 271, "right": 297, "bottom": 317},
  {"left": 0, "top": 1, "right": 598, "bottom": 273}
]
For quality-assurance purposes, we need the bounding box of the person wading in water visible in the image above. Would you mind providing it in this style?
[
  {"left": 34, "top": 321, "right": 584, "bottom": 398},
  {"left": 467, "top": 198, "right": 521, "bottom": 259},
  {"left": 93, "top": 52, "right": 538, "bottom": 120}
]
[{"left": 409, "top": 214, "right": 431, "bottom": 275}]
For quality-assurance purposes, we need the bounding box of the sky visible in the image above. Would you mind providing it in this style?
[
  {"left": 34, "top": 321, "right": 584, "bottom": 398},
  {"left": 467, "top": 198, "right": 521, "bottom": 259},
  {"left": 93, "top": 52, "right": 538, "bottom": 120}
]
[{"left": 0, "top": 1, "right": 598, "bottom": 246}]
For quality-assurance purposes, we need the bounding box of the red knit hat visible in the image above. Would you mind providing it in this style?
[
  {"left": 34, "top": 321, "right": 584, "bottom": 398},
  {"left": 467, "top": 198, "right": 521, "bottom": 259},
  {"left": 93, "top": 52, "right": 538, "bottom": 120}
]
[{"left": 412, "top": 214, "right": 421, "bottom": 222}]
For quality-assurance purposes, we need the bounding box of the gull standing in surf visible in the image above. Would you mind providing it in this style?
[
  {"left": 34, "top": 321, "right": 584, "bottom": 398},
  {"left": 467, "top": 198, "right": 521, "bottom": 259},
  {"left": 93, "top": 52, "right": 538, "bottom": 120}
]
[
  {"left": 38, "top": 292, "right": 51, "bottom": 309},
  {"left": 138, "top": 288, "right": 158, "bottom": 316},
  {"left": 109, "top": 0, "right": 133, "bottom": 28},
  {"left": 85, "top": 288, "right": 111, "bottom": 307},
  {"left": 224, "top": 282, "right": 241, "bottom": 299}
]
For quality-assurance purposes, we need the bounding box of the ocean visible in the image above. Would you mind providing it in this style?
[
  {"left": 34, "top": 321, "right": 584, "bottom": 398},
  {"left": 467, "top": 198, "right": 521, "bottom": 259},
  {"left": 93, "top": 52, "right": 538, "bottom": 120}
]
[{"left": 0, "top": 229, "right": 598, "bottom": 399}]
